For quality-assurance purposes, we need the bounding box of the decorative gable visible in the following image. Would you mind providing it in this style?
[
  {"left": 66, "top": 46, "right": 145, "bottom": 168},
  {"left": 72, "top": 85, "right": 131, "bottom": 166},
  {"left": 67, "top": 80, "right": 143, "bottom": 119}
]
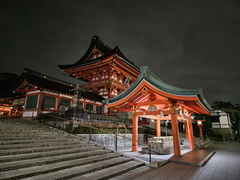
[{"left": 85, "top": 47, "right": 103, "bottom": 62}]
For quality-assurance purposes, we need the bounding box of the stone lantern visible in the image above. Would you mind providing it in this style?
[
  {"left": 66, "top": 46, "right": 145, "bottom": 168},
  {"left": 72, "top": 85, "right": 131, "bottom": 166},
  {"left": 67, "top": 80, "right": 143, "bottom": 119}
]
[{"left": 70, "top": 84, "right": 85, "bottom": 108}]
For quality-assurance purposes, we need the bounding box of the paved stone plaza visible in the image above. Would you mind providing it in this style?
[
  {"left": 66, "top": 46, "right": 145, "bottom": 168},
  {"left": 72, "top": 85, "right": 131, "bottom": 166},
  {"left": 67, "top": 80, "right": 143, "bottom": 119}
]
[{"left": 121, "top": 141, "right": 240, "bottom": 180}]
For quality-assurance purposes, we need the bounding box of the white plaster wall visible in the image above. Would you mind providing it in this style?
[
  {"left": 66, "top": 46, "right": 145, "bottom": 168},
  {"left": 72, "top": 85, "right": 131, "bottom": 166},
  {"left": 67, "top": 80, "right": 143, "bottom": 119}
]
[{"left": 23, "top": 110, "right": 37, "bottom": 118}]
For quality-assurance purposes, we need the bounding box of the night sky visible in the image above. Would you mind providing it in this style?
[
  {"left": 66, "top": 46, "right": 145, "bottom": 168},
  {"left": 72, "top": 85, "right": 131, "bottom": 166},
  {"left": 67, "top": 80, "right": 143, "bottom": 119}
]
[{"left": 1, "top": 0, "right": 240, "bottom": 105}]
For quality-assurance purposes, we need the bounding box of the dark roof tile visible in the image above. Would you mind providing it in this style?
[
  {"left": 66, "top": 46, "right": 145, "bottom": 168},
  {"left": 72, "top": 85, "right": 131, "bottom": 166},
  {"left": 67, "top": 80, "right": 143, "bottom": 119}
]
[
  {"left": 14, "top": 68, "right": 104, "bottom": 102},
  {"left": 58, "top": 35, "right": 139, "bottom": 71}
]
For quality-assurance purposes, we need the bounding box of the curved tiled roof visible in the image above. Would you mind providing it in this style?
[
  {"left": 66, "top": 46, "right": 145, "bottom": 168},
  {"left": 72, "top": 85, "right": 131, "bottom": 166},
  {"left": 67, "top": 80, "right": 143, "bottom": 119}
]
[
  {"left": 58, "top": 35, "right": 139, "bottom": 71},
  {"left": 140, "top": 66, "right": 201, "bottom": 96},
  {"left": 14, "top": 68, "right": 104, "bottom": 102},
  {"left": 104, "top": 66, "right": 211, "bottom": 112}
]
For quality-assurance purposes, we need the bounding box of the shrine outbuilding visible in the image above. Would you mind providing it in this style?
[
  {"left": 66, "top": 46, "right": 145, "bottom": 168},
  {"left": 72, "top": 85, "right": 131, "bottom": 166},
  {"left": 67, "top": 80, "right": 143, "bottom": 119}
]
[
  {"left": 12, "top": 68, "right": 104, "bottom": 118},
  {"left": 104, "top": 66, "right": 212, "bottom": 156}
]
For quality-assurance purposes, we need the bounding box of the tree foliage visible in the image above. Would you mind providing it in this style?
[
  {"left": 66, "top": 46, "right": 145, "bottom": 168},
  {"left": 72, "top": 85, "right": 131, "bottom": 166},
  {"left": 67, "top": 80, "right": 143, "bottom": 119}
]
[{"left": 0, "top": 72, "right": 20, "bottom": 95}]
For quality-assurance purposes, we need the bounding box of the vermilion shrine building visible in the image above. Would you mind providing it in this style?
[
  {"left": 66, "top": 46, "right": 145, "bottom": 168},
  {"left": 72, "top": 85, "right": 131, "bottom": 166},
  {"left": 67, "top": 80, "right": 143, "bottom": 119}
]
[
  {"left": 12, "top": 68, "right": 104, "bottom": 118},
  {"left": 104, "top": 66, "right": 211, "bottom": 155},
  {"left": 58, "top": 35, "right": 211, "bottom": 156},
  {"left": 58, "top": 35, "right": 140, "bottom": 114},
  {"left": 3, "top": 35, "right": 212, "bottom": 156}
]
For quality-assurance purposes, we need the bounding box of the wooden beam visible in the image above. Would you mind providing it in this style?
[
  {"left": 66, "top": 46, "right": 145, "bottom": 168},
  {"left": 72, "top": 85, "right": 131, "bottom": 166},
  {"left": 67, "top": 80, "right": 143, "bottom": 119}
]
[
  {"left": 138, "top": 114, "right": 188, "bottom": 121},
  {"left": 136, "top": 100, "right": 170, "bottom": 108},
  {"left": 125, "top": 101, "right": 136, "bottom": 106},
  {"left": 135, "top": 110, "right": 172, "bottom": 116}
]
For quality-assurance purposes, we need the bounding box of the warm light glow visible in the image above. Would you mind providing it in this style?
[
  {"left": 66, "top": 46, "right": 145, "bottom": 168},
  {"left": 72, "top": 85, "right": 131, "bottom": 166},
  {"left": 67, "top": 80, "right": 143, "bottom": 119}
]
[{"left": 197, "top": 121, "right": 202, "bottom": 125}]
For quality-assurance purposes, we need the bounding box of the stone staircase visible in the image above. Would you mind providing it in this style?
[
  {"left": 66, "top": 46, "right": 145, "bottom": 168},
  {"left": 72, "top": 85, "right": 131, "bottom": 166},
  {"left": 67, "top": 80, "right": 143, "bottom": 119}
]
[{"left": 0, "top": 119, "right": 151, "bottom": 180}]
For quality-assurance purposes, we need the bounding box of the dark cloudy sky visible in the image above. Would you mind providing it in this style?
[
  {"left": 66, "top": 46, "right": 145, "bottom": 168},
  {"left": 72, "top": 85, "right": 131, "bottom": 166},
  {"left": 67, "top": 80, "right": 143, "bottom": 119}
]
[{"left": 1, "top": 0, "right": 240, "bottom": 105}]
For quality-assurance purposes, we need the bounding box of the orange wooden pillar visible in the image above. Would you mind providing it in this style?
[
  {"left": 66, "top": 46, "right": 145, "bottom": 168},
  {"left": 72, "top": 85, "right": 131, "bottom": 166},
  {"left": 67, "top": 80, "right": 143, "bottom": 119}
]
[
  {"left": 132, "top": 115, "right": 138, "bottom": 151},
  {"left": 184, "top": 121, "right": 189, "bottom": 139},
  {"left": 197, "top": 120, "right": 204, "bottom": 138},
  {"left": 37, "top": 91, "right": 43, "bottom": 116},
  {"left": 171, "top": 111, "right": 181, "bottom": 156},
  {"left": 156, "top": 119, "right": 161, "bottom": 137},
  {"left": 198, "top": 125, "right": 203, "bottom": 138},
  {"left": 186, "top": 118, "right": 195, "bottom": 150}
]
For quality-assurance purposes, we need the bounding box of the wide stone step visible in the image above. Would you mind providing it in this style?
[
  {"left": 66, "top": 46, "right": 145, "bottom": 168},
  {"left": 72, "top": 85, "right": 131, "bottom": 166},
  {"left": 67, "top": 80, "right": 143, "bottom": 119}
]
[
  {"left": 0, "top": 129, "right": 49, "bottom": 132},
  {"left": 0, "top": 131, "right": 64, "bottom": 136},
  {"left": 0, "top": 125, "right": 50, "bottom": 128},
  {"left": 0, "top": 136, "right": 67, "bottom": 141},
  {"left": 1, "top": 131, "right": 73, "bottom": 137},
  {"left": 0, "top": 124, "right": 52, "bottom": 128},
  {"left": 0, "top": 139, "right": 87, "bottom": 149},
  {"left": 0, "top": 119, "right": 148, "bottom": 180},
  {"left": 17, "top": 156, "right": 133, "bottom": 180},
  {"left": 0, "top": 134, "right": 65, "bottom": 139},
  {"left": 108, "top": 166, "right": 153, "bottom": 180},
  {"left": 0, "top": 143, "right": 98, "bottom": 156},
  {"left": 0, "top": 137, "right": 81, "bottom": 145},
  {"left": 0, "top": 145, "right": 99, "bottom": 163},
  {"left": 0, "top": 149, "right": 116, "bottom": 171},
  {"left": 0, "top": 121, "right": 47, "bottom": 123},
  {"left": 71, "top": 161, "right": 145, "bottom": 180},
  {"left": 0, "top": 127, "right": 50, "bottom": 130}
]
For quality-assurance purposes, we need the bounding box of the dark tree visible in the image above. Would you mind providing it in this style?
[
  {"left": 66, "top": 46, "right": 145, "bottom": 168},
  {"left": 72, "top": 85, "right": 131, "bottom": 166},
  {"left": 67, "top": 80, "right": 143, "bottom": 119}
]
[{"left": 0, "top": 72, "right": 20, "bottom": 96}]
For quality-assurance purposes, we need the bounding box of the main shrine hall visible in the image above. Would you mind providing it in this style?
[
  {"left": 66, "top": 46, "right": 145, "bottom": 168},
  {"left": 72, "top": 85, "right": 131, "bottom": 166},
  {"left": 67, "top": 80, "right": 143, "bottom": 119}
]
[{"left": 58, "top": 35, "right": 140, "bottom": 114}]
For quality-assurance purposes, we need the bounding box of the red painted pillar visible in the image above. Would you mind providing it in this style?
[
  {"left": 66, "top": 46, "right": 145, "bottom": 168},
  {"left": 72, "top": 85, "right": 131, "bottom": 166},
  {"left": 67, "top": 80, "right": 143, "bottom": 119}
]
[
  {"left": 171, "top": 112, "right": 181, "bottom": 156},
  {"left": 184, "top": 121, "right": 189, "bottom": 139},
  {"left": 187, "top": 118, "right": 195, "bottom": 150},
  {"left": 156, "top": 119, "right": 161, "bottom": 137},
  {"left": 198, "top": 125, "right": 203, "bottom": 138},
  {"left": 132, "top": 115, "right": 138, "bottom": 151},
  {"left": 37, "top": 91, "right": 43, "bottom": 117},
  {"left": 56, "top": 94, "right": 61, "bottom": 111}
]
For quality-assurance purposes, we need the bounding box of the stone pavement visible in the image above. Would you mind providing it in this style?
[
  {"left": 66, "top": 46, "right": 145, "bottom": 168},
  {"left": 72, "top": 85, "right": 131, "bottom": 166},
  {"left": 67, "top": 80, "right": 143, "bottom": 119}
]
[
  {"left": 121, "top": 141, "right": 240, "bottom": 180},
  {"left": 117, "top": 138, "right": 212, "bottom": 165}
]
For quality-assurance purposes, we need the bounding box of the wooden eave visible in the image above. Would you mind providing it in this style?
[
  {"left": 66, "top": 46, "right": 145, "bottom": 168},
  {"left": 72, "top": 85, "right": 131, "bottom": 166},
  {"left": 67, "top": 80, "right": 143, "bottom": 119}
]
[
  {"left": 104, "top": 66, "right": 212, "bottom": 115},
  {"left": 58, "top": 36, "right": 140, "bottom": 77},
  {"left": 113, "top": 57, "right": 140, "bottom": 78},
  {"left": 13, "top": 68, "right": 104, "bottom": 102},
  {"left": 63, "top": 54, "right": 140, "bottom": 82},
  {"left": 14, "top": 80, "right": 36, "bottom": 92}
]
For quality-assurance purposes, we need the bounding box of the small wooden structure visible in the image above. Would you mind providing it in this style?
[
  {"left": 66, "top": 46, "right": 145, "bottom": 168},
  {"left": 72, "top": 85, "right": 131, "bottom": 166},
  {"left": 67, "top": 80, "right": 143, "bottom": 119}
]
[{"left": 104, "top": 66, "right": 211, "bottom": 156}]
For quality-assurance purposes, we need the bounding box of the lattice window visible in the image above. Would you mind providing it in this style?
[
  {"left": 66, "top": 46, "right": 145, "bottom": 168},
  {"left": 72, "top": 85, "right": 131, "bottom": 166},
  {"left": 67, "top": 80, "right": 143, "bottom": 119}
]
[{"left": 25, "top": 95, "right": 38, "bottom": 109}]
